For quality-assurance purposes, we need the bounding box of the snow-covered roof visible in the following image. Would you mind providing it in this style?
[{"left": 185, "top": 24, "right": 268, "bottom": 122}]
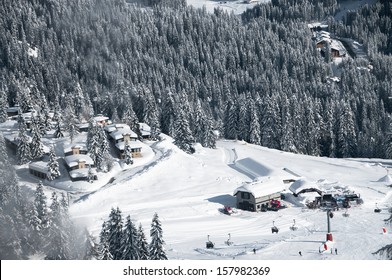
[
  {"left": 93, "top": 115, "right": 109, "bottom": 122},
  {"left": 104, "top": 123, "right": 130, "bottom": 133},
  {"left": 139, "top": 122, "right": 151, "bottom": 131},
  {"left": 6, "top": 107, "right": 21, "bottom": 113},
  {"left": 3, "top": 132, "right": 19, "bottom": 143},
  {"left": 233, "top": 177, "right": 286, "bottom": 198},
  {"left": 330, "top": 39, "right": 347, "bottom": 55},
  {"left": 69, "top": 167, "right": 97, "bottom": 179},
  {"left": 116, "top": 140, "right": 143, "bottom": 151},
  {"left": 77, "top": 122, "right": 89, "bottom": 129},
  {"left": 63, "top": 143, "right": 88, "bottom": 154},
  {"left": 308, "top": 22, "right": 329, "bottom": 29},
  {"left": 64, "top": 154, "right": 94, "bottom": 168},
  {"left": 139, "top": 122, "right": 151, "bottom": 136},
  {"left": 110, "top": 128, "right": 138, "bottom": 140},
  {"left": 289, "top": 178, "right": 323, "bottom": 195},
  {"left": 29, "top": 161, "right": 48, "bottom": 173}
]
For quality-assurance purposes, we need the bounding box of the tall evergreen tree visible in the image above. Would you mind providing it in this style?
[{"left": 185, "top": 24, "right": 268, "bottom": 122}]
[
  {"left": 107, "top": 207, "right": 124, "bottom": 260},
  {"left": 30, "top": 123, "right": 44, "bottom": 159},
  {"left": 137, "top": 223, "right": 149, "bottom": 260},
  {"left": 124, "top": 142, "right": 134, "bottom": 165},
  {"left": 0, "top": 88, "right": 8, "bottom": 123},
  {"left": 149, "top": 213, "right": 167, "bottom": 260},
  {"left": 16, "top": 121, "right": 31, "bottom": 165},
  {"left": 173, "top": 105, "right": 195, "bottom": 154},
  {"left": 121, "top": 215, "right": 139, "bottom": 260},
  {"left": 47, "top": 146, "right": 60, "bottom": 181},
  {"left": 45, "top": 192, "right": 70, "bottom": 260}
]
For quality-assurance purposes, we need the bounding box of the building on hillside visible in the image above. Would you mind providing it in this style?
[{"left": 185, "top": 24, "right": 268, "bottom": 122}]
[
  {"left": 63, "top": 144, "right": 97, "bottom": 181},
  {"left": 64, "top": 154, "right": 97, "bottom": 181},
  {"left": 63, "top": 143, "right": 88, "bottom": 156},
  {"left": 115, "top": 140, "right": 143, "bottom": 158},
  {"left": 233, "top": 177, "right": 286, "bottom": 212},
  {"left": 29, "top": 161, "right": 49, "bottom": 179},
  {"left": 93, "top": 114, "right": 111, "bottom": 126},
  {"left": 3, "top": 132, "right": 19, "bottom": 151},
  {"left": 330, "top": 39, "right": 347, "bottom": 58},
  {"left": 138, "top": 122, "right": 151, "bottom": 140},
  {"left": 6, "top": 106, "right": 21, "bottom": 118},
  {"left": 104, "top": 123, "right": 131, "bottom": 134},
  {"left": 76, "top": 122, "right": 89, "bottom": 132},
  {"left": 109, "top": 128, "right": 138, "bottom": 143},
  {"left": 289, "top": 178, "right": 323, "bottom": 197}
]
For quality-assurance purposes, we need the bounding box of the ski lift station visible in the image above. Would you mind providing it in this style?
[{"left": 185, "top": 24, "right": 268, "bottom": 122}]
[{"left": 233, "top": 177, "right": 286, "bottom": 212}]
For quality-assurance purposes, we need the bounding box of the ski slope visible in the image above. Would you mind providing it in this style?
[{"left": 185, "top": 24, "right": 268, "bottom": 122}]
[{"left": 69, "top": 137, "right": 392, "bottom": 260}]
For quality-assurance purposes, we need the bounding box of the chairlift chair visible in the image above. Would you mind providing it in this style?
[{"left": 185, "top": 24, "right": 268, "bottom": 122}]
[
  {"left": 342, "top": 210, "right": 350, "bottom": 217},
  {"left": 290, "top": 219, "right": 298, "bottom": 231},
  {"left": 271, "top": 221, "right": 279, "bottom": 234},
  {"left": 206, "top": 235, "right": 214, "bottom": 249}
]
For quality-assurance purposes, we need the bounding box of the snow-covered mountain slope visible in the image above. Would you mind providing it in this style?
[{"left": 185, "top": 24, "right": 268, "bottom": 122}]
[
  {"left": 69, "top": 137, "right": 392, "bottom": 260},
  {"left": 186, "top": 0, "right": 269, "bottom": 14}
]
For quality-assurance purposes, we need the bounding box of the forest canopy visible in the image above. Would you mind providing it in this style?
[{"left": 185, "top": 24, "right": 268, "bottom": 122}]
[{"left": 0, "top": 0, "right": 391, "bottom": 158}]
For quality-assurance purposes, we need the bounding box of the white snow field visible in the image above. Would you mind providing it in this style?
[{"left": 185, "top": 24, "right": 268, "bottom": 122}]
[
  {"left": 186, "top": 0, "right": 269, "bottom": 14},
  {"left": 69, "top": 137, "right": 392, "bottom": 260}
]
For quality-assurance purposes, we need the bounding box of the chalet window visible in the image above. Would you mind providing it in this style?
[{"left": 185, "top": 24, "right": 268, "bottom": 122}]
[{"left": 241, "top": 192, "right": 250, "bottom": 199}]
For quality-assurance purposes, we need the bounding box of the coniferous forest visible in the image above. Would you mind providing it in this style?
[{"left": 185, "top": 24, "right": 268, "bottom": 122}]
[{"left": 1, "top": 0, "right": 392, "bottom": 259}]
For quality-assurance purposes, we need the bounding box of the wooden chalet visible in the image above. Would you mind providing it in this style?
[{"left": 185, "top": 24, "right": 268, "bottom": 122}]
[
  {"left": 233, "top": 177, "right": 286, "bottom": 212},
  {"left": 29, "top": 161, "right": 49, "bottom": 179}
]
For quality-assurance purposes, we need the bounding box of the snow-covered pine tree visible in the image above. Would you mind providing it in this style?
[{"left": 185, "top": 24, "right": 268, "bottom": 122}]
[
  {"left": 248, "top": 99, "right": 261, "bottom": 145},
  {"left": 0, "top": 213, "right": 23, "bottom": 259},
  {"left": 143, "top": 92, "right": 160, "bottom": 140},
  {"left": 121, "top": 215, "right": 139, "bottom": 260},
  {"left": 0, "top": 87, "right": 8, "bottom": 123},
  {"left": 173, "top": 105, "right": 195, "bottom": 154},
  {"left": 224, "top": 100, "right": 238, "bottom": 140},
  {"left": 149, "top": 213, "right": 167, "bottom": 260},
  {"left": 47, "top": 146, "right": 60, "bottom": 181},
  {"left": 54, "top": 122, "right": 64, "bottom": 138},
  {"left": 237, "top": 96, "right": 250, "bottom": 142},
  {"left": 261, "top": 94, "right": 281, "bottom": 150},
  {"left": 16, "top": 122, "right": 31, "bottom": 165},
  {"left": 32, "top": 182, "right": 49, "bottom": 234},
  {"left": 337, "top": 102, "right": 357, "bottom": 158},
  {"left": 97, "top": 125, "right": 110, "bottom": 171},
  {"left": 83, "top": 229, "right": 100, "bottom": 260},
  {"left": 124, "top": 141, "right": 133, "bottom": 165},
  {"left": 30, "top": 122, "right": 44, "bottom": 160},
  {"left": 160, "top": 92, "right": 176, "bottom": 136},
  {"left": 201, "top": 115, "right": 217, "bottom": 149},
  {"left": 45, "top": 192, "right": 70, "bottom": 260},
  {"left": 122, "top": 105, "right": 139, "bottom": 132},
  {"left": 0, "top": 134, "right": 18, "bottom": 206},
  {"left": 137, "top": 223, "right": 149, "bottom": 260},
  {"left": 100, "top": 239, "right": 113, "bottom": 260},
  {"left": 107, "top": 207, "right": 124, "bottom": 260},
  {"left": 98, "top": 220, "right": 113, "bottom": 260}
]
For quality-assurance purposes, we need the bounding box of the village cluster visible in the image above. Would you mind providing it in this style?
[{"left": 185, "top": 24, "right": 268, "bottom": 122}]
[{"left": 2, "top": 106, "right": 152, "bottom": 182}]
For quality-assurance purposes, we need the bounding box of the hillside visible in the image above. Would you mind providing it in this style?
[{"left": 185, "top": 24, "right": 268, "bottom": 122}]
[{"left": 69, "top": 137, "right": 392, "bottom": 260}]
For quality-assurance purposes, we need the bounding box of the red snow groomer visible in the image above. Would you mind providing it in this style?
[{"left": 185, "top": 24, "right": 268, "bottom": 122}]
[{"left": 267, "top": 199, "right": 282, "bottom": 211}]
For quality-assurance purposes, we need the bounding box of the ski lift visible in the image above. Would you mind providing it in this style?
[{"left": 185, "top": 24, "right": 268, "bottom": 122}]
[
  {"left": 206, "top": 235, "right": 214, "bottom": 249},
  {"left": 225, "top": 233, "right": 233, "bottom": 246},
  {"left": 271, "top": 220, "right": 279, "bottom": 234},
  {"left": 342, "top": 209, "right": 350, "bottom": 217},
  {"left": 290, "top": 219, "right": 298, "bottom": 231},
  {"left": 374, "top": 203, "right": 381, "bottom": 213}
]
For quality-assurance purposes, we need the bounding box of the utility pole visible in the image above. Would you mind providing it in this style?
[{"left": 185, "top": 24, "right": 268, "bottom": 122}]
[{"left": 326, "top": 209, "right": 334, "bottom": 241}]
